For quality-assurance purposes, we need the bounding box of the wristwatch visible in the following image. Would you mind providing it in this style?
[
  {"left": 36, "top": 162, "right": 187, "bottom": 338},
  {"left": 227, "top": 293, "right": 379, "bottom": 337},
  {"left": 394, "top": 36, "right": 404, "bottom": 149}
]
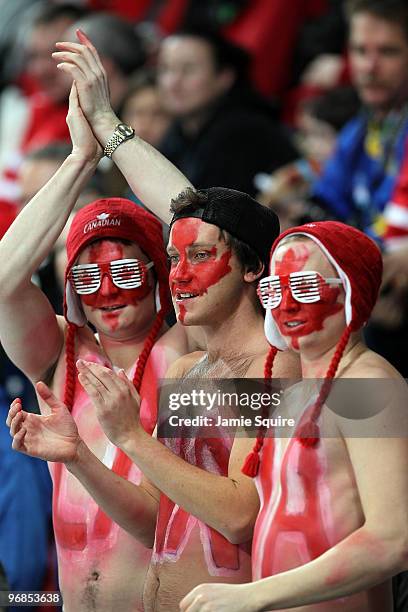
[{"left": 103, "top": 123, "right": 135, "bottom": 158}]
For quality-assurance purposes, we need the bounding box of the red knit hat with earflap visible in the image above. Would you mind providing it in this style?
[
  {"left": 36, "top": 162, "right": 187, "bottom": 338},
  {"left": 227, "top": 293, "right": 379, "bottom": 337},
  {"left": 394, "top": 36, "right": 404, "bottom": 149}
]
[
  {"left": 63, "top": 198, "right": 171, "bottom": 409},
  {"left": 242, "top": 221, "right": 383, "bottom": 477}
]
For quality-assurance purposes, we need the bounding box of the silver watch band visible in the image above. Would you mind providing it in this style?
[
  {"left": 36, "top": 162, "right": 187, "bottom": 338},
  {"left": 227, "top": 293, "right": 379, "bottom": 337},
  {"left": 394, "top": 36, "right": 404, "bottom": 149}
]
[{"left": 103, "top": 133, "right": 126, "bottom": 159}]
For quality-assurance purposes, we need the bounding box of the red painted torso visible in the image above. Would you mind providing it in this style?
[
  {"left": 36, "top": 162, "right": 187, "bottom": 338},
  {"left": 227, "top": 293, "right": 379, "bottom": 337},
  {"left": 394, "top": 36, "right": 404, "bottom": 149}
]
[
  {"left": 145, "top": 428, "right": 252, "bottom": 612},
  {"left": 45, "top": 326, "right": 168, "bottom": 612},
  {"left": 252, "top": 383, "right": 393, "bottom": 612},
  {"left": 154, "top": 435, "right": 241, "bottom": 573}
]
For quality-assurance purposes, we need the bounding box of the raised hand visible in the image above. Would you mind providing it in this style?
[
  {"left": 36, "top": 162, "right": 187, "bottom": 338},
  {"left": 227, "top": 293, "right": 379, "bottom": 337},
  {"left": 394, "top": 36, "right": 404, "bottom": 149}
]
[
  {"left": 6, "top": 381, "right": 81, "bottom": 463},
  {"left": 67, "top": 81, "right": 102, "bottom": 163},
  {"left": 76, "top": 360, "right": 142, "bottom": 449},
  {"left": 53, "top": 29, "right": 116, "bottom": 130}
]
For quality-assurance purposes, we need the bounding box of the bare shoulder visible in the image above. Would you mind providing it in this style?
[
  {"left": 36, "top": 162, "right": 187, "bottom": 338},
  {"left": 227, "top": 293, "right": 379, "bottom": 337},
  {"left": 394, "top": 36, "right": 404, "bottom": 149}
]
[
  {"left": 273, "top": 349, "right": 301, "bottom": 379},
  {"left": 156, "top": 322, "right": 190, "bottom": 355},
  {"left": 342, "top": 347, "right": 403, "bottom": 380},
  {"left": 335, "top": 348, "right": 408, "bottom": 442},
  {"left": 245, "top": 348, "right": 300, "bottom": 378},
  {"left": 165, "top": 350, "right": 207, "bottom": 379},
  {"left": 154, "top": 322, "right": 206, "bottom": 362},
  {"left": 57, "top": 315, "right": 96, "bottom": 346}
]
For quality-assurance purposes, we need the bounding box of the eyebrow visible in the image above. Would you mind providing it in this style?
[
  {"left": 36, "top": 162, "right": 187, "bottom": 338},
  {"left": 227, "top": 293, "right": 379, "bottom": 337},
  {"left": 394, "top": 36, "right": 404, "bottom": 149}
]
[
  {"left": 167, "top": 242, "right": 217, "bottom": 253},
  {"left": 189, "top": 242, "right": 217, "bottom": 248}
]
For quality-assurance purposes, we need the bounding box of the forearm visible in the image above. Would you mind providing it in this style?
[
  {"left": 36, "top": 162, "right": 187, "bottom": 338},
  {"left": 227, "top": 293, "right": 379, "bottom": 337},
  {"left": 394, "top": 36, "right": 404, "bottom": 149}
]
[
  {"left": 121, "top": 431, "right": 255, "bottom": 543},
  {"left": 91, "top": 113, "right": 192, "bottom": 225},
  {"left": 0, "top": 153, "right": 98, "bottom": 295},
  {"left": 252, "top": 526, "right": 403, "bottom": 610},
  {"left": 67, "top": 440, "right": 158, "bottom": 547}
]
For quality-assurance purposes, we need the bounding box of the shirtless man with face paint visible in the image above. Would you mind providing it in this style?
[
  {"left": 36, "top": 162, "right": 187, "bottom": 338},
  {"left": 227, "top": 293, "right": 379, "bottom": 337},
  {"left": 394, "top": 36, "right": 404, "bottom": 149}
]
[
  {"left": 0, "top": 83, "right": 207, "bottom": 612},
  {"left": 6, "top": 31, "right": 300, "bottom": 612},
  {"left": 72, "top": 186, "right": 301, "bottom": 611},
  {"left": 180, "top": 221, "right": 408, "bottom": 612}
]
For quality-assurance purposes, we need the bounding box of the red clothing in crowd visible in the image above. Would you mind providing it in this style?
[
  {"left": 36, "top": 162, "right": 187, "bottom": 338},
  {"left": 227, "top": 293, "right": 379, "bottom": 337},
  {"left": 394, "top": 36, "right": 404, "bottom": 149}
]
[
  {"left": 224, "top": 0, "right": 327, "bottom": 97},
  {"left": 383, "top": 142, "right": 408, "bottom": 250},
  {"left": 0, "top": 93, "right": 69, "bottom": 237},
  {"left": 87, "top": 0, "right": 328, "bottom": 97}
]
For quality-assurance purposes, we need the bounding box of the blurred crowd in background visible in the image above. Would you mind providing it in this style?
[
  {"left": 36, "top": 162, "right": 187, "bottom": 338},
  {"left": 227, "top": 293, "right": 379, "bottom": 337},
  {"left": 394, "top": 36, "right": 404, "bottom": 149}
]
[{"left": 0, "top": 0, "right": 408, "bottom": 609}]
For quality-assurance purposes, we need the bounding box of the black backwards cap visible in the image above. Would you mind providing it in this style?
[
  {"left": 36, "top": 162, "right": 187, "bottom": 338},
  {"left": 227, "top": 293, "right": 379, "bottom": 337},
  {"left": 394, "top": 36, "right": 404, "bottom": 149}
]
[{"left": 170, "top": 187, "right": 280, "bottom": 267}]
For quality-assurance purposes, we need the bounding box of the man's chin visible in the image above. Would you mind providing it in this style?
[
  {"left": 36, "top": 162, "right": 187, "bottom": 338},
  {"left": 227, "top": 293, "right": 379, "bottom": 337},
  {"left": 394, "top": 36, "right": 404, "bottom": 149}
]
[
  {"left": 176, "top": 309, "right": 202, "bottom": 326},
  {"left": 359, "top": 90, "right": 393, "bottom": 112}
]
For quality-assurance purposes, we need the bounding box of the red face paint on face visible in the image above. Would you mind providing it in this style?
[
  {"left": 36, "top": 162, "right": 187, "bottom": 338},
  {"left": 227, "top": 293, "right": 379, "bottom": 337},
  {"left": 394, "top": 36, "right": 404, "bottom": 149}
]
[
  {"left": 168, "top": 218, "right": 232, "bottom": 323},
  {"left": 272, "top": 244, "right": 343, "bottom": 349},
  {"left": 79, "top": 241, "right": 152, "bottom": 331}
]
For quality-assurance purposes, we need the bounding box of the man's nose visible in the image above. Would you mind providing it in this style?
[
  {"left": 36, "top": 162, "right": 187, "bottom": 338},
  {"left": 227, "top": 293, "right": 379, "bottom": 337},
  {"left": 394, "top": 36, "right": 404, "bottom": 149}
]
[
  {"left": 160, "top": 69, "right": 182, "bottom": 92},
  {"left": 360, "top": 52, "right": 379, "bottom": 75},
  {"left": 99, "top": 272, "right": 118, "bottom": 296},
  {"left": 172, "top": 258, "right": 193, "bottom": 282},
  {"left": 280, "top": 286, "right": 300, "bottom": 312}
]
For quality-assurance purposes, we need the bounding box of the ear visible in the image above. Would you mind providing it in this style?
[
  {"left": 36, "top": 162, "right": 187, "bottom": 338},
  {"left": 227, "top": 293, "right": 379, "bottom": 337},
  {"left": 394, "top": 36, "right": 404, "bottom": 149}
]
[{"left": 243, "top": 262, "right": 265, "bottom": 284}]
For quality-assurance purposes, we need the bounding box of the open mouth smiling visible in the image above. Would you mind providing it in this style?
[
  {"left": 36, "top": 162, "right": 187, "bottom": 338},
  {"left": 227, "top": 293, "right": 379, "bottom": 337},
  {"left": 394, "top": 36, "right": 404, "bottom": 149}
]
[
  {"left": 175, "top": 292, "right": 200, "bottom": 302},
  {"left": 98, "top": 304, "right": 127, "bottom": 312},
  {"left": 283, "top": 320, "right": 306, "bottom": 330}
]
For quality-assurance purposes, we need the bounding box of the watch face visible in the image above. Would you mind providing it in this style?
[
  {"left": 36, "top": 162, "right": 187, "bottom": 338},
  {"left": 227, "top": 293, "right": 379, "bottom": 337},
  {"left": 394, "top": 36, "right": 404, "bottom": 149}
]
[{"left": 117, "top": 123, "right": 134, "bottom": 137}]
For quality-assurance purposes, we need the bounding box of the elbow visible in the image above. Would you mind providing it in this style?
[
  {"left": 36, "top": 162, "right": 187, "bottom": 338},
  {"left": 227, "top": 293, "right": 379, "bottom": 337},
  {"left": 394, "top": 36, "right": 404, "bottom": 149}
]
[
  {"left": 0, "top": 277, "right": 26, "bottom": 301},
  {"left": 366, "top": 525, "right": 408, "bottom": 574},
  {"left": 221, "top": 514, "right": 255, "bottom": 545}
]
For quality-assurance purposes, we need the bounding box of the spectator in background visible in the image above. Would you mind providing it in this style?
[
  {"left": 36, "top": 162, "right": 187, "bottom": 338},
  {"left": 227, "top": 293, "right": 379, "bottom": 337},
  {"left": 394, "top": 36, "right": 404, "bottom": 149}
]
[
  {"left": 301, "top": 0, "right": 408, "bottom": 381},
  {"left": 364, "top": 143, "right": 408, "bottom": 380},
  {"left": 310, "top": 0, "right": 408, "bottom": 240},
  {"left": 0, "top": 2, "right": 86, "bottom": 226},
  {"left": 257, "top": 86, "right": 360, "bottom": 229},
  {"left": 0, "top": 2, "right": 86, "bottom": 157},
  {"left": 157, "top": 27, "right": 298, "bottom": 195},
  {"left": 296, "top": 87, "right": 360, "bottom": 170},
  {"left": 120, "top": 70, "right": 171, "bottom": 148},
  {"left": 19, "top": 141, "right": 105, "bottom": 212},
  {"left": 0, "top": 7, "right": 148, "bottom": 226}
]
